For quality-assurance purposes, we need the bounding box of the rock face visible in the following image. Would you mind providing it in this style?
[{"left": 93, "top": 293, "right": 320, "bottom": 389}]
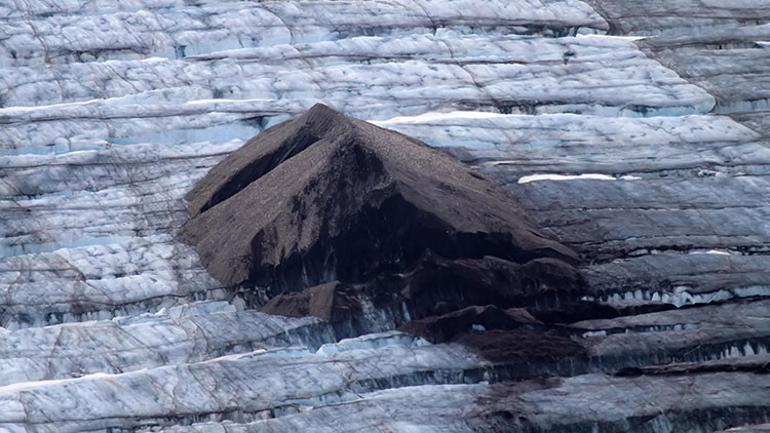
[
  {"left": 399, "top": 305, "right": 542, "bottom": 343},
  {"left": 261, "top": 281, "right": 359, "bottom": 324},
  {"left": 181, "top": 104, "right": 583, "bottom": 322}
]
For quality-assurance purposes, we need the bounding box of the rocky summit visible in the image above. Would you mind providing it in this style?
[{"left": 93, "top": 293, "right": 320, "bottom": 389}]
[
  {"left": 1, "top": 0, "right": 770, "bottom": 432},
  {"left": 181, "top": 104, "right": 585, "bottom": 341}
]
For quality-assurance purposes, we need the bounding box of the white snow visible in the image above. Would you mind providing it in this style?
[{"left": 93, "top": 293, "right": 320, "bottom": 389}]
[
  {"left": 317, "top": 331, "right": 431, "bottom": 355},
  {"left": 517, "top": 173, "right": 618, "bottom": 184}
]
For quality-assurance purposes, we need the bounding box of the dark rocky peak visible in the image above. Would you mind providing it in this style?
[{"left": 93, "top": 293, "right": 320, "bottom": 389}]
[
  {"left": 186, "top": 104, "right": 353, "bottom": 217},
  {"left": 180, "top": 104, "right": 586, "bottom": 326}
]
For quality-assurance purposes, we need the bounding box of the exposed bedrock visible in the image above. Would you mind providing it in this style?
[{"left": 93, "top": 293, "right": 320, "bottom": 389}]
[{"left": 180, "top": 104, "right": 587, "bottom": 340}]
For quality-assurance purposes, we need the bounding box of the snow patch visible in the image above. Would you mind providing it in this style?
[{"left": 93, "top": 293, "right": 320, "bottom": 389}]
[
  {"left": 518, "top": 173, "right": 617, "bottom": 184},
  {"left": 375, "top": 110, "right": 505, "bottom": 125},
  {"left": 317, "top": 331, "right": 431, "bottom": 355}
]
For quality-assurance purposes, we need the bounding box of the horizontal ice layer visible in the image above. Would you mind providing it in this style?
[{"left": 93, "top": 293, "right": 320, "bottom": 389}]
[
  {"left": 132, "top": 369, "right": 770, "bottom": 433},
  {"left": 0, "top": 335, "right": 488, "bottom": 433},
  {"left": 516, "top": 176, "right": 770, "bottom": 302},
  {"left": 574, "top": 299, "right": 770, "bottom": 365},
  {"left": 378, "top": 111, "right": 763, "bottom": 174},
  {"left": 639, "top": 25, "right": 770, "bottom": 116},
  {"left": 582, "top": 0, "right": 770, "bottom": 35},
  {"left": 582, "top": 255, "right": 770, "bottom": 307},
  {"left": 1, "top": 291, "right": 767, "bottom": 392},
  {"left": 472, "top": 369, "right": 770, "bottom": 433},
  {"left": 0, "top": 32, "right": 714, "bottom": 143},
  {"left": 0, "top": 235, "right": 225, "bottom": 328},
  {"left": 0, "top": 302, "right": 335, "bottom": 386},
  {"left": 516, "top": 177, "right": 770, "bottom": 247},
  {"left": 0, "top": 109, "right": 272, "bottom": 153},
  {"left": 0, "top": 0, "right": 608, "bottom": 66},
  {"left": 0, "top": 325, "right": 767, "bottom": 433},
  {"left": 0, "top": 139, "right": 239, "bottom": 326},
  {"left": 156, "top": 383, "right": 487, "bottom": 433}
]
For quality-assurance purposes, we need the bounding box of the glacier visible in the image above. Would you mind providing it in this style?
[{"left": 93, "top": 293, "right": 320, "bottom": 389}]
[{"left": 1, "top": 0, "right": 770, "bottom": 432}]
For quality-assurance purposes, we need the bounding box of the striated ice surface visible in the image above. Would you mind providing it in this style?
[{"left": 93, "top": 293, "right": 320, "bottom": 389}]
[
  {"left": 1, "top": 0, "right": 769, "bottom": 432},
  {"left": 0, "top": 0, "right": 608, "bottom": 67},
  {"left": 0, "top": 302, "right": 338, "bottom": 386},
  {"left": 0, "top": 337, "right": 488, "bottom": 433},
  {"left": 316, "top": 331, "right": 431, "bottom": 355}
]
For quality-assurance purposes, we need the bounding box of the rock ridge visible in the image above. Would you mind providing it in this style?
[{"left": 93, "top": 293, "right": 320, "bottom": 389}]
[{"left": 180, "top": 104, "right": 586, "bottom": 334}]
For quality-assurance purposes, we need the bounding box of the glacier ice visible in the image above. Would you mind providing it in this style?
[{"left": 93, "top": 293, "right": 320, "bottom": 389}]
[{"left": 0, "top": 0, "right": 769, "bottom": 432}]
